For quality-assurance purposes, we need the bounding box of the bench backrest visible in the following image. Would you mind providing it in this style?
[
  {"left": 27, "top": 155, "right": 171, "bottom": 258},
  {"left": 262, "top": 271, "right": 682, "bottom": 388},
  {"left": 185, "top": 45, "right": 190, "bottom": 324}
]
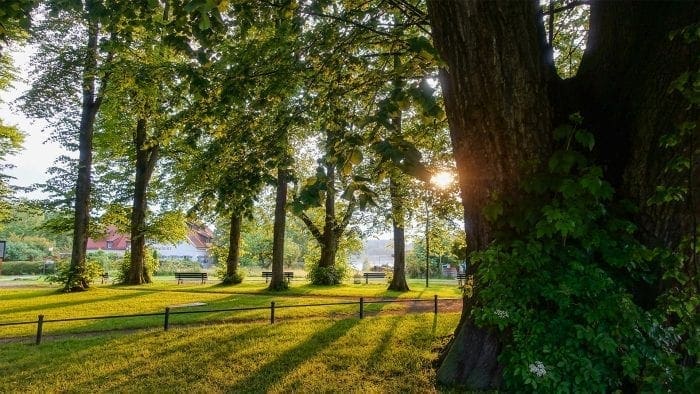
[
  {"left": 262, "top": 271, "right": 294, "bottom": 277},
  {"left": 175, "top": 272, "right": 207, "bottom": 278},
  {"left": 363, "top": 272, "right": 386, "bottom": 277}
]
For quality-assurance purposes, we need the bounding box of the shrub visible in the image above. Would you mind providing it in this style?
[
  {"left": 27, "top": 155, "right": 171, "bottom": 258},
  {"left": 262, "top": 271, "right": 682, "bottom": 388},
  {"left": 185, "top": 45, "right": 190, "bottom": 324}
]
[
  {"left": 307, "top": 264, "right": 347, "bottom": 285},
  {"left": 116, "top": 250, "right": 158, "bottom": 283},
  {"left": 471, "top": 122, "right": 690, "bottom": 391},
  {"left": 0, "top": 261, "right": 53, "bottom": 275},
  {"left": 215, "top": 260, "right": 246, "bottom": 284},
  {"left": 5, "top": 241, "right": 49, "bottom": 261},
  {"left": 46, "top": 259, "right": 103, "bottom": 287},
  {"left": 155, "top": 259, "right": 201, "bottom": 275},
  {"left": 86, "top": 251, "right": 122, "bottom": 272}
]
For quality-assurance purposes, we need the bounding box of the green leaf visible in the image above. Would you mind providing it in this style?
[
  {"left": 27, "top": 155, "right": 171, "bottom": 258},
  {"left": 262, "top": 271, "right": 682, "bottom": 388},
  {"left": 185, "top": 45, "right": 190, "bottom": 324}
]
[
  {"left": 198, "top": 13, "right": 211, "bottom": 30},
  {"left": 574, "top": 130, "right": 595, "bottom": 150}
]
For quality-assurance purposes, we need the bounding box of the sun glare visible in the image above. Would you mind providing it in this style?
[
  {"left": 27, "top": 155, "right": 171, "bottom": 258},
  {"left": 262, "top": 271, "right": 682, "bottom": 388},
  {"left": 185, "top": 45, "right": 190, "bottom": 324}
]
[{"left": 431, "top": 171, "right": 453, "bottom": 189}]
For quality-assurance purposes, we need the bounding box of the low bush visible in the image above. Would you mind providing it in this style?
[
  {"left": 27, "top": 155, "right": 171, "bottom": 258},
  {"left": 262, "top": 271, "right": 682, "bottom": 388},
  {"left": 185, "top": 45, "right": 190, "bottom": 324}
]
[
  {"left": 46, "top": 259, "right": 103, "bottom": 287},
  {"left": 156, "top": 259, "right": 201, "bottom": 275},
  {"left": 0, "top": 261, "right": 54, "bottom": 275},
  {"left": 116, "top": 250, "right": 158, "bottom": 283}
]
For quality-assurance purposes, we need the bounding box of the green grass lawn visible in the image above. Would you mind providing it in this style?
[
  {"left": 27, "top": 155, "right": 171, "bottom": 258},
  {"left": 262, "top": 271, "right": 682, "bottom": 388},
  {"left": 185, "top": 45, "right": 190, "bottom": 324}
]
[
  {"left": 0, "top": 313, "right": 459, "bottom": 393},
  {"left": 0, "top": 278, "right": 463, "bottom": 339},
  {"left": 0, "top": 278, "right": 462, "bottom": 393}
]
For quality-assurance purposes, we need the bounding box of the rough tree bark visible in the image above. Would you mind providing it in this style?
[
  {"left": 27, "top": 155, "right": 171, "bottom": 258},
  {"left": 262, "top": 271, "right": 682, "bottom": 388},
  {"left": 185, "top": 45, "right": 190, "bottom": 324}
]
[
  {"left": 127, "top": 117, "right": 159, "bottom": 285},
  {"left": 224, "top": 211, "right": 242, "bottom": 283},
  {"left": 318, "top": 162, "right": 339, "bottom": 269},
  {"left": 65, "top": 15, "right": 104, "bottom": 292},
  {"left": 270, "top": 165, "right": 289, "bottom": 290},
  {"left": 427, "top": 0, "right": 553, "bottom": 388},
  {"left": 427, "top": 0, "right": 697, "bottom": 389},
  {"left": 574, "top": 1, "right": 698, "bottom": 251}
]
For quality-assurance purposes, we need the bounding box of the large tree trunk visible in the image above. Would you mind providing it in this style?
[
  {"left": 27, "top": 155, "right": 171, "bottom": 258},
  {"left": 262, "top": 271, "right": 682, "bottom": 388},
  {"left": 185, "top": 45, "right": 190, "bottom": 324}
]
[
  {"left": 270, "top": 165, "right": 289, "bottom": 290},
  {"left": 387, "top": 86, "right": 409, "bottom": 292},
  {"left": 127, "top": 118, "right": 159, "bottom": 285},
  {"left": 223, "top": 211, "right": 242, "bottom": 284},
  {"left": 428, "top": 0, "right": 697, "bottom": 389},
  {"left": 427, "top": 0, "right": 553, "bottom": 388},
  {"left": 388, "top": 172, "right": 409, "bottom": 291},
  {"left": 65, "top": 17, "right": 101, "bottom": 292},
  {"left": 574, "top": 1, "right": 697, "bottom": 251},
  {"left": 572, "top": 0, "right": 698, "bottom": 321}
]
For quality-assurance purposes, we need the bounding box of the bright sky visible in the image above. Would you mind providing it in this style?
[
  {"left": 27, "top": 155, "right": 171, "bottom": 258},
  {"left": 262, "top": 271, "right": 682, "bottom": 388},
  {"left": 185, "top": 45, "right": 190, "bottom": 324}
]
[{"left": 1, "top": 45, "right": 68, "bottom": 199}]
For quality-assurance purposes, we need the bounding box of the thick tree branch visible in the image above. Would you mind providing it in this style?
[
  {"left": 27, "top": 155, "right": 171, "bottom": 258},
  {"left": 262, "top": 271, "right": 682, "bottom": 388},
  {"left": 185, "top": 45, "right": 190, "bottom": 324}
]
[
  {"left": 541, "top": 0, "right": 590, "bottom": 16},
  {"left": 298, "top": 211, "right": 324, "bottom": 244},
  {"left": 334, "top": 199, "right": 357, "bottom": 238}
]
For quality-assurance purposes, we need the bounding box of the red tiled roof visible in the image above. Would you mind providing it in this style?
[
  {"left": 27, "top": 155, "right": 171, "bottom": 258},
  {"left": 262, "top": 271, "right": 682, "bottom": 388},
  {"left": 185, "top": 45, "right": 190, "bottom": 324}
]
[
  {"left": 86, "top": 226, "right": 130, "bottom": 251},
  {"left": 86, "top": 223, "right": 213, "bottom": 251},
  {"left": 187, "top": 222, "right": 213, "bottom": 249}
]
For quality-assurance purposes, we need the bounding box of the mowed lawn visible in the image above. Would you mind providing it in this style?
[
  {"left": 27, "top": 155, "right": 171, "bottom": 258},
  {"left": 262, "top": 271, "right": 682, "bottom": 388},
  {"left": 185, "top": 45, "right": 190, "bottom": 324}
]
[
  {"left": 0, "top": 279, "right": 462, "bottom": 393},
  {"left": 0, "top": 278, "right": 463, "bottom": 339}
]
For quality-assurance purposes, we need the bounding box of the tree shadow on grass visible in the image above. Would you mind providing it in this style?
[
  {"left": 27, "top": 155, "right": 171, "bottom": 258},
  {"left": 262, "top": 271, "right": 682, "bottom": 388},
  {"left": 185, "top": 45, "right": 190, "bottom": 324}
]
[
  {"left": 0, "top": 290, "right": 154, "bottom": 316},
  {"left": 0, "top": 288, "right": 59, "bottom": 302},
  {"left": 226, "top": 318, "right": 360, "bottom": 393}
]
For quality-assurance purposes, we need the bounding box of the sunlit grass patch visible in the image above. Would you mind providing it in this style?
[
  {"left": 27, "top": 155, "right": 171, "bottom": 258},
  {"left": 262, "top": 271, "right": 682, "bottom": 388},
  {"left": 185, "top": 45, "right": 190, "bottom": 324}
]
[
  {"left": 0, "top": 285, "right": 461, "bottom": 339},
  {"left": 0, "top": 313, "right": 460, "bottom": 393}
]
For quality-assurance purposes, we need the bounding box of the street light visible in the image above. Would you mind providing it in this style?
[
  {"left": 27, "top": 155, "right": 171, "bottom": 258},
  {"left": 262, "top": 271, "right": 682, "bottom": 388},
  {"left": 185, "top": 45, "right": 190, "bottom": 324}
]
[{"left": 425, "top": 171, "right": 453, "bottom": 287}]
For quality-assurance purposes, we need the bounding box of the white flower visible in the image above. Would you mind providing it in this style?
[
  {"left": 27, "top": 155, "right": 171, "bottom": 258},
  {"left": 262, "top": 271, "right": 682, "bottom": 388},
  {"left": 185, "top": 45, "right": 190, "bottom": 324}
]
[
  {"left": 529, "top": 361, "right": 547, "bottom": 377},
  {"left": 494, "top": 309, "right": 509, "bottom": 319}
]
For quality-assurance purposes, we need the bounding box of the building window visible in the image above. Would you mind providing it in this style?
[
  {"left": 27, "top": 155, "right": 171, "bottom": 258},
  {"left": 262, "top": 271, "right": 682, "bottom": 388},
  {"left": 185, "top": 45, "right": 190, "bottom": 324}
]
[{"left": 106, "top": 241, "right": 113, "bottom": 249}]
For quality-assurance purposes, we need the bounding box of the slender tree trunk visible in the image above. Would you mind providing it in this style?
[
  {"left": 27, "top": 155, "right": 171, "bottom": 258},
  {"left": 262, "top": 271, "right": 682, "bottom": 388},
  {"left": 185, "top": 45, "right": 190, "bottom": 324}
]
[
  {"left": 224, "top": 211, "right": 242, "bottom": 284},
  {"left": 65, "top": 18, "right": 101, "bottom": 292},
  {"left": 388, "top": 172, "right": 409, "bottom": 291},
  {"left": 318, "top": 162, "right": 337, "bottom": 269},
  {"left": 387, "top": 64, "right": 409, "bottom": 292},
  {"left": 427, "top": 0, "right": 553, "bottom": 388},
  {"left": 270, "top": 165, "right": 288, "bottom": 290},
  {"left": 127, "top": 118, "right": 159, "bottom": 285}
]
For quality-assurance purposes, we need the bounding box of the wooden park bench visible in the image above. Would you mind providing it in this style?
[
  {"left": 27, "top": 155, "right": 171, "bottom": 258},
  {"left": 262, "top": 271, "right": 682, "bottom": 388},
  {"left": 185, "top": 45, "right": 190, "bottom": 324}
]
[
  {"left": 456, "top": 273, "right": 466, "bottom": 286},
  {"left": 174, "top": 272, "right": 208, "bottom": 284},
  {"left": 262, "top": 271, "right": 294, "bottom": 283},
  {"left": 363, "top": 272, "right": 386, "bottom": 284}
]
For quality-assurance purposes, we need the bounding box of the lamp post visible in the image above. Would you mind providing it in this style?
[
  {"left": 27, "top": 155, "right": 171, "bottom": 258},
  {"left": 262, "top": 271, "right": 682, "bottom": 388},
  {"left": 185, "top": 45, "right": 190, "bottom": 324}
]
[
  {"left": 425, "top": 171, "right": 453, "bottom": 288},
  {"left": 425, "top": 196, "right": 430, "bottom": 287},
  {"left": 0, "top": 240, "right": 5, "bottom": 275}
]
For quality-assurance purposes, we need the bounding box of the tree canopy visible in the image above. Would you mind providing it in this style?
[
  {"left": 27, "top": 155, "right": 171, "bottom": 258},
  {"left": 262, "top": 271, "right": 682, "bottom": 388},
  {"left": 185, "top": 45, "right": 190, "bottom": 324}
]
[{"left": 2, "top": 0, "right": 696, "bottom": 391}]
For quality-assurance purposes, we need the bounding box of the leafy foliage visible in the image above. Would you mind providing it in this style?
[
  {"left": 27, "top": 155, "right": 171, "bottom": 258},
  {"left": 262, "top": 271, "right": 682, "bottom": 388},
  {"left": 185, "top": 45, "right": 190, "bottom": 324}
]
[
  {"left": 116, "top": 249, "right": 157, "bottom": 284},
  {"left": 306, "top": 264, "right": 347, "bottom": 286},
  {"left": 47, "top": 258, "right": 102, "bottom": 287},
  {"left": 472, "top": 119, "right": 694, "bottom": 391}
]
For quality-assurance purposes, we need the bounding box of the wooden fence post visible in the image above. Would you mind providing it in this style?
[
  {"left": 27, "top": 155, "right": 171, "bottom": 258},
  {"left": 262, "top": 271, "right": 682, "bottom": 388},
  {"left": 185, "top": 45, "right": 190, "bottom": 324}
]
[
  {"left": 164, "top": 307, "right": 170, "bottom": 331},
  {"left": 35, "top": 314, "right": 44, "bottom": 345}
]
